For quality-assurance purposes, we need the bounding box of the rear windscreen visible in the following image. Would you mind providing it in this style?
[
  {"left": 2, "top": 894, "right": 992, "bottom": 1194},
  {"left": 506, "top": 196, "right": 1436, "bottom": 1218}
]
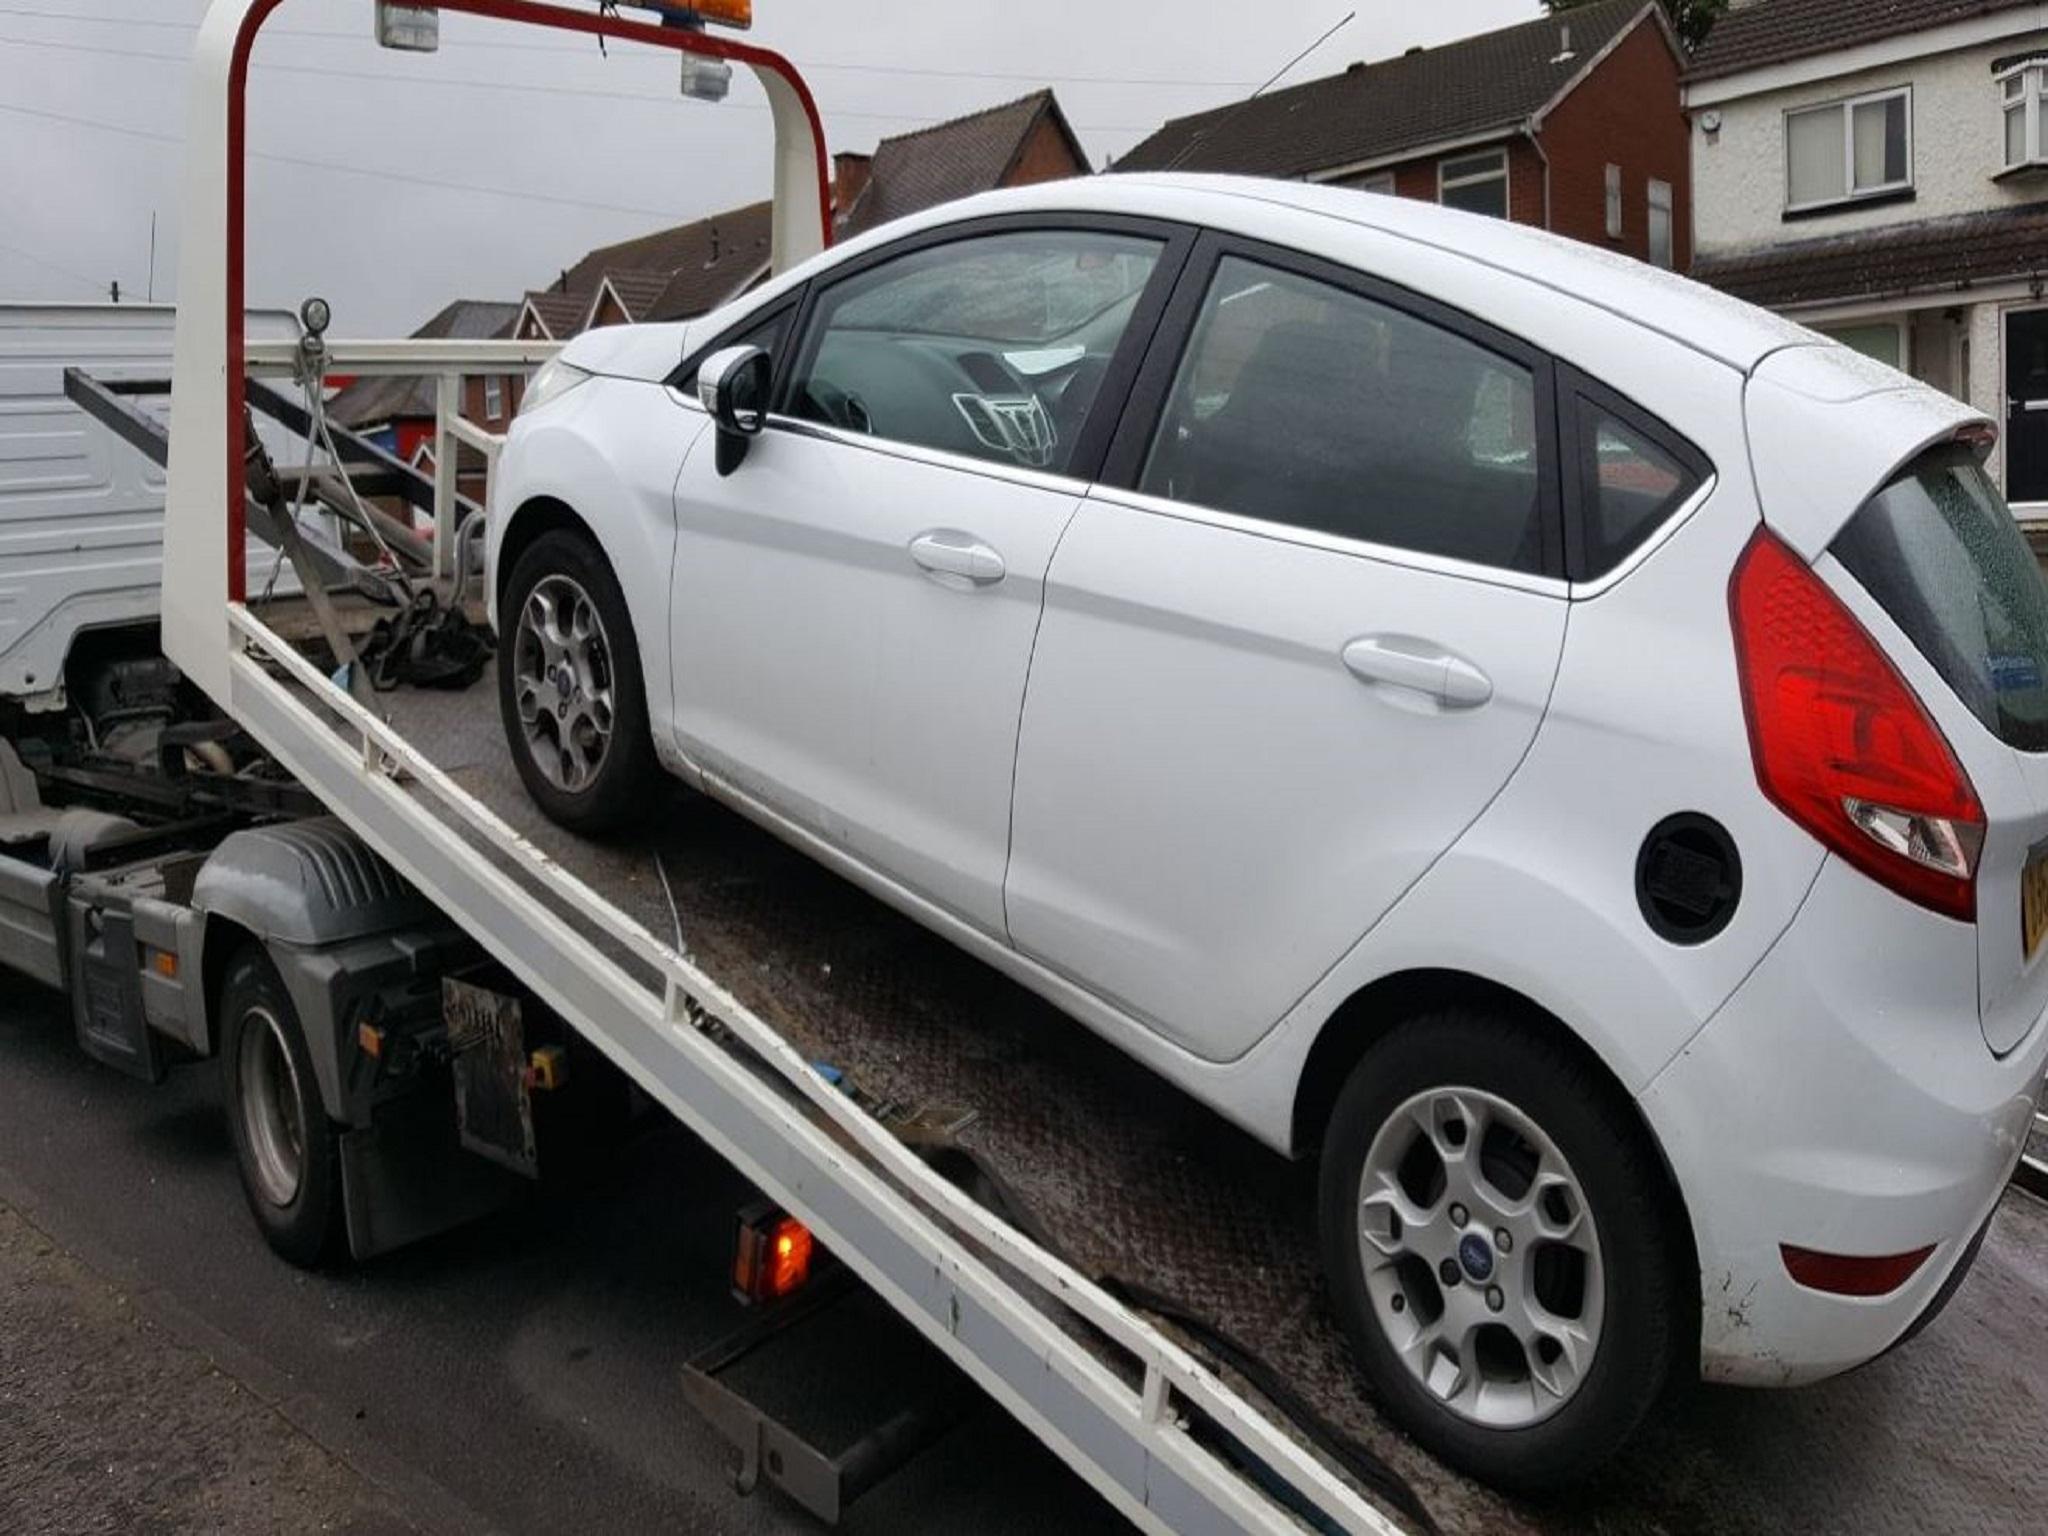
[{"left": 1833, "top": 443, "right": 2048, "bottom": 752}]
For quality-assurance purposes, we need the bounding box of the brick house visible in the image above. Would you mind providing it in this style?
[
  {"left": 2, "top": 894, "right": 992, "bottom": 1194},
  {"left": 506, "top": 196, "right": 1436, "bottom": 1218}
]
[
  {"left": 513, "top": 88, "right": 1089, "bottom": 343},
  {"left": 1116, "top": 0, "right": 1692, "bottom": 270},
  {"left": 1684, "top": 0, "right": 2048, "bottom": 512},
  {"left": 327, "top": 298, "right": 520, "bottom": 493}
]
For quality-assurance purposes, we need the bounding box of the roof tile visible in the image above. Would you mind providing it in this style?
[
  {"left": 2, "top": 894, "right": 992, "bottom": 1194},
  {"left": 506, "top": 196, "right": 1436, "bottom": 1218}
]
[
  {"left": 1116, "top": 0, "right": 1658, "bottom": 177},
  {"left": 1687, "top": 0, "right": 2040, "bottom": 84}
]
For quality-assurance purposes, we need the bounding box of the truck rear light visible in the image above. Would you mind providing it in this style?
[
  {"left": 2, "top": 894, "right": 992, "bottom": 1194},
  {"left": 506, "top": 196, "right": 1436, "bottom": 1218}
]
[
  {"left": 732, "top": 1205, "right": 814, "bottom": 1305},
  {"left": 1730, "top": 530, "right": 1984, "bottom": 921},
  {"left": 1780, "top": 1242, "right": 1936, "bottom": 1297}
]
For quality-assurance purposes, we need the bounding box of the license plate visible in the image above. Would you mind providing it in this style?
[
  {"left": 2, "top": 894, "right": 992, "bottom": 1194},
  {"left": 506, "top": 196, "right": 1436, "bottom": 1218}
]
[{"left": 2024, "top": 848, "right": 2048, "bottom": 962}]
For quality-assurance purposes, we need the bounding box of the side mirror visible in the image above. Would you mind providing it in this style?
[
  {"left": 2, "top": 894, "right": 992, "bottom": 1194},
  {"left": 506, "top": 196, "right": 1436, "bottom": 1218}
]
[{"left": 697, "top": 344, "right": 770, "bottom": 475}]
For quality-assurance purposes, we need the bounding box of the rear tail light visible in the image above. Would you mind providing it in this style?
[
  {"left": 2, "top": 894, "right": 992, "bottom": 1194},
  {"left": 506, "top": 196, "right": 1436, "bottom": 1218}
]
[{"left": 1730, "top": 530, "right": 1984, "bottom": 921}]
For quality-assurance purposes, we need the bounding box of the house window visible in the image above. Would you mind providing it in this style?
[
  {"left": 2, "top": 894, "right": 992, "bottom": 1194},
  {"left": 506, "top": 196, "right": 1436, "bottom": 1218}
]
[
  {"left": 483, "top": 376, "right": 505, "bottom": 419},
  {"left": 1339, "top": 170, "right": 1396, "bottom": 195},
  {"left": 2001, "top": 62, "right": 2046, "bottom": 170},
  {"left": 1648, "top": 178, "right": 1674, "bottom": 269},
  {"left": 1785, "top": 87, "right": 1910, "bottom": 211},
  {"left": 1439, "top": 149, "right": 1509, "bottom": 218},
  {"left": 1604, "top": 164, "right": 1622, "bottom": 238},
  {"left": 1820, "top": 321, "right": 1905, "bottom": 370}
]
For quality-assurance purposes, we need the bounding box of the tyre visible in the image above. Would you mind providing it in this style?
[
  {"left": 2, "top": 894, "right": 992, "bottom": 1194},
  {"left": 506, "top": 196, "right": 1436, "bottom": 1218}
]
[
  {"left": 497, "top": 527, "right": 658, "bottom": 835},
  {"left": 220, "top": 945, "right": 344, "bottom": 1267},
  {"left": 1317, "top": 1010, "right": 1684, "bottom": 1492}
]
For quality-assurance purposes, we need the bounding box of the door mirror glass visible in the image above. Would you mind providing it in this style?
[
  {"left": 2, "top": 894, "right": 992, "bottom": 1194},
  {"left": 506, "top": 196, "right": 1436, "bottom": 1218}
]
[{"left": 698, "top": 344, "right": 771, "bottom": 436}]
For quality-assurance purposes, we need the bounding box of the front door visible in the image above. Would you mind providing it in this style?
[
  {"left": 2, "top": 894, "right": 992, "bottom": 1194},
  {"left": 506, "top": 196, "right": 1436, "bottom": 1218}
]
[
  {"left": 2007, "top": 309, "right": 2048, "bottom": 505},
  {"left": 669, "top": 221, "right": 1175, "bottom": 937}
]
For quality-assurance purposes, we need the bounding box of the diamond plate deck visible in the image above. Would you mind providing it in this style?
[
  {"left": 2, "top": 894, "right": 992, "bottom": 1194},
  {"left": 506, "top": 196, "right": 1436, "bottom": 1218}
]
[{"left": 364, "top": 662, "right": 2048, "bottom": 1536}]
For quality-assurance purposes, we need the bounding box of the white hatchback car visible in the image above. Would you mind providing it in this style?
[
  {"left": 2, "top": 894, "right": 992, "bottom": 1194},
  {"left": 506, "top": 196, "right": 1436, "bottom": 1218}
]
[{"left": 489, "top": 175, "right": 2048, "bottom": 1488}]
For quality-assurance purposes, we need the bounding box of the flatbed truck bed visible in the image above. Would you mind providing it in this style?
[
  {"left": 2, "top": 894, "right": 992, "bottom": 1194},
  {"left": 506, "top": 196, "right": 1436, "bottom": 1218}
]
[{"left": 259, "top": 618, "right": 2048, "bottom": 1535}]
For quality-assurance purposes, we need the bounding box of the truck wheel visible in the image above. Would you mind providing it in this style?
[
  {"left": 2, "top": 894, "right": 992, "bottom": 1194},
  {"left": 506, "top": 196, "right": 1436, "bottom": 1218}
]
[
  {"left": 498, "top": 528, "right": 657, "bottom": 835},
  {"left": 220, "top": 946, "right": 344, "bottom": 1267},
  {"left": 1317, "top": 1011, "right": 1682, "bottom": 1492}
]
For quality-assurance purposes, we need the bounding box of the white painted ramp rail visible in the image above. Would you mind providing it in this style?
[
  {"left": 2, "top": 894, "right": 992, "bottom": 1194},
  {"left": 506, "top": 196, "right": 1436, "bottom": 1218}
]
[{"left": 223, "top": 602, "right": 1407, "bottom": 1536}]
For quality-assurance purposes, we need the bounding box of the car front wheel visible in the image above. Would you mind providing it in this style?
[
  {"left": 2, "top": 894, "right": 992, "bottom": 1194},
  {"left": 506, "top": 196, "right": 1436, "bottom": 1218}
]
[
  {"left": 498, "top": 527, "right": 657, "bottom": 834},
  {"left": 1317, "top": 1010, "right": 1686, "bottom": 1492}
]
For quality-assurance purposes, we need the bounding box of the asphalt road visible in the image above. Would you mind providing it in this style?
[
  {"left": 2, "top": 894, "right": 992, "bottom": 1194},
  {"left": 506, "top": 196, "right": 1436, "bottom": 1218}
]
[
  {"left": 0, "top": 980, "right": 1123, "bottom": 1536},
  {"left": 8, "top": 964, "right": 2048, "bottom": 1536}
]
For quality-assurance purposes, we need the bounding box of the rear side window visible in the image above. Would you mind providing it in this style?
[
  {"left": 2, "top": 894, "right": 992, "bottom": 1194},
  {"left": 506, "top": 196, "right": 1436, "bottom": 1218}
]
[
  {"left": 1834, "top": 443, "right": 2048, "bottom": 751},
  {"left": 1565, "top": 383, "right": 1710, "bottom": 579},
  {"left": 1139, "top": 255, "right": 1548, "bottom": 573}
]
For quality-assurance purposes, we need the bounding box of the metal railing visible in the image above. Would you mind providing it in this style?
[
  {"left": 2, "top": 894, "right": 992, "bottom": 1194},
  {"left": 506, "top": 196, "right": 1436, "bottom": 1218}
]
[{"left": 245, "top": 336, "right": 556, "bottom": 582}]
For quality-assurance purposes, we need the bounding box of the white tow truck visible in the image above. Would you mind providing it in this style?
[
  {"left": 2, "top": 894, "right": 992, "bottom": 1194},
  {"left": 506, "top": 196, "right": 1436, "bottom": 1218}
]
[
  {"left": 4, "top": 7, "right": 2044, "bottom": 1536},
  {"left": 0, "top": 4, "right": 1419, "bottom": 1533}
]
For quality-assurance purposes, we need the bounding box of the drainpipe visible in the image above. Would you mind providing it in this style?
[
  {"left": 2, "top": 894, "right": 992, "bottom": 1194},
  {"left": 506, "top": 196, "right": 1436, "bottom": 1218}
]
[{"left": 1523, "top": 122, "right": 1552, "bottom": 230}]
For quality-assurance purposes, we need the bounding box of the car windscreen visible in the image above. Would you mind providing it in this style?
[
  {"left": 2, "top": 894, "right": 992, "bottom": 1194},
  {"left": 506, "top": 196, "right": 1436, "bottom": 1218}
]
[{"left": 1832, "top": 441, "right": 2048, "bottom": 752}]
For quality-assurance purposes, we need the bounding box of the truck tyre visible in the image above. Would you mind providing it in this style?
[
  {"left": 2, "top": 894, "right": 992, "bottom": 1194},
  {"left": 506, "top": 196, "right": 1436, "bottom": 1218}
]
[
  {"left": 498, "top": 527, "right": 657, "bottom": 835},
  {"left": 1316, "top": 1011, "right": 1683, "bottom": 1492},
  {"left": 220, "top": 945, "right": 344, "bottom": 1267}
]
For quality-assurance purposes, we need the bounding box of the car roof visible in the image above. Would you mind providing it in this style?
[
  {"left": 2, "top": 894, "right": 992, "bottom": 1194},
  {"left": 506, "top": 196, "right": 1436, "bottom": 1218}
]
[{"left": 816, "top": 172, "right": 1810, "bottom": 375}]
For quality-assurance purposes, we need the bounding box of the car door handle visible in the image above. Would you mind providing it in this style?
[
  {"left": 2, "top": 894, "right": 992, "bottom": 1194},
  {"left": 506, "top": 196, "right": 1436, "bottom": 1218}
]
[
  {"left": 1342, "top": 635, "right": 1493, "bottom": 709},
  {"left": 909, "top": 531, "right": 1006, "bottom": 586}
]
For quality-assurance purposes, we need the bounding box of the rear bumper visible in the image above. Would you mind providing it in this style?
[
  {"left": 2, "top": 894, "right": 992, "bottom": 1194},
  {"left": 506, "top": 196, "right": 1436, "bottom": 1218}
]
[{"left": 1640, "top": 855, "right": 2048, "bottom": 1387}]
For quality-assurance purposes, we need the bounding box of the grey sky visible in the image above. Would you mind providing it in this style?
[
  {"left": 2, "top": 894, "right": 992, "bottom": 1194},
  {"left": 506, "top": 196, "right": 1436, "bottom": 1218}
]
[{"left": 0, "top": 0, "right": 1539, "bottom": 334}]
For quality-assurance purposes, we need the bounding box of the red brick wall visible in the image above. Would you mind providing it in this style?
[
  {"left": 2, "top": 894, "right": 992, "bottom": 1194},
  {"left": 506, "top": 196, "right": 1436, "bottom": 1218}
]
[
  {"left": 1370, "top": 141, "right": 1540, "bottom": 226},
  {"left": 1534, "top": 14, "right": 1690, "bottom": 269},
  {"left": 1003, "top": 112, "right": 1088, "bottom": 187}
]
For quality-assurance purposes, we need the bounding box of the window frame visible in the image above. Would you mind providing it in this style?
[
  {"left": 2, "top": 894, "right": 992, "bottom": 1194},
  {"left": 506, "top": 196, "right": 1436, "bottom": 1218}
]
[
  {"left": 1782, "top": 85, "right": 1913, "bottom": 215},
  {"left": 672, "top": 294, "right": 803, "bottom": 399},
  {"left": 483, "top": 374, "right": 505, "bottom": 420},
  {"left": 1998, "top": 60, "right": 2046, "bottom": 172},
  {"left": 758, "top": 211, "right": 1195, "bottom": 486},
  {"left": 1438, "top": 147, "right": 1511, "bottom": 219},
  {"left": 1556, "top": 364, "right": 1715, "bottom": 583},
  {"left": 1098, "top": 228, "right": 1566, "bottom": 581},
  {"left": 1604, "top": 163, "right": 1623, "bottom": 240}
]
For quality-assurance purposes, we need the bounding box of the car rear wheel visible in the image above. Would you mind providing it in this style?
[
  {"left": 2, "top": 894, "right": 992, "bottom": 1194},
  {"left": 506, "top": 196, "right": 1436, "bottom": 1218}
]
[
  {"left": 1317, "top": 1010, "right": 1684, "bottom": 1491},
  {"left": 220, "top": 945, "right": 343, "bottom": 1268},
  {"left": 498, "top": 527, "right": 657, "bottom": 834}
]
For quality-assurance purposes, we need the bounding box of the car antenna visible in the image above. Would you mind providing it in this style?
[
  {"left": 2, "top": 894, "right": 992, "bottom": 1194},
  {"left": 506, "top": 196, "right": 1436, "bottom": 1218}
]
[{"left": 1160, "top": 10, "right": 1356, "bottom": 173}]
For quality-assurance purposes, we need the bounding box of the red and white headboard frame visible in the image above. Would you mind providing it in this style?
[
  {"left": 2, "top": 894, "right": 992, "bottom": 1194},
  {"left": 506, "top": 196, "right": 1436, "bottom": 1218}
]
[{"left": 162, "top": 0, "right": 831, "bottom": 701}]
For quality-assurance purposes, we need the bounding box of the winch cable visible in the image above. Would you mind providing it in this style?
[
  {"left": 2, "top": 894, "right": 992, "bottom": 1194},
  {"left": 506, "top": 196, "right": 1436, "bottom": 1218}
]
[{"left": 284, "top": 357, "right": 493, "bottom": 691}]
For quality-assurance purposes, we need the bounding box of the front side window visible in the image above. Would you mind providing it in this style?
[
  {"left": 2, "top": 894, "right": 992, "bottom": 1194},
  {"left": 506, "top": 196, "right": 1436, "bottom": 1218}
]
[
  {"left": 1786, "top": 88, "right": 1910, "bottom": 210},
  {"left": 1440, "top": 149, "right": 1509, "bottom": 218},
  {"left": 787, "top": 228, "right": 1161, "bottom": 475},
  {"left": 1139, "top": 255, "right": 1546, "bottom": 573},
  {"left": 2002, "top": 63, "right": 2045, "bottom": 170}
]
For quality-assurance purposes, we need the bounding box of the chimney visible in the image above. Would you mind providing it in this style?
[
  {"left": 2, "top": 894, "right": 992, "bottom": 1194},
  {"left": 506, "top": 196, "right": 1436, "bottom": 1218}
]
[
  {"left": 834, "top": 150, "right": 873, "bottom": 213},
  {"left": 1552, "top": 24, "right": 1575, "bottom": 64}
]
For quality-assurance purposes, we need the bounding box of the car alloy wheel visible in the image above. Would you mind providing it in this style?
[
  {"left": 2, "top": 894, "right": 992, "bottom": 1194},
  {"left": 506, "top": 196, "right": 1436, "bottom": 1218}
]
[
  {"left": 512, "top": 572, "right": 617, "bottom": 795},
  {"left": 1354, "top": 1084, "right": 1605, "bottom": 1429}
]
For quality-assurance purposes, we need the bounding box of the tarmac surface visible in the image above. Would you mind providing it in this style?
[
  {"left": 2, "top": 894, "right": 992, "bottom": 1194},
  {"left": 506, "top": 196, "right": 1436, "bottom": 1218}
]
[{"left": 0, "top": 983, "right": 1120, "bottom": 1536}]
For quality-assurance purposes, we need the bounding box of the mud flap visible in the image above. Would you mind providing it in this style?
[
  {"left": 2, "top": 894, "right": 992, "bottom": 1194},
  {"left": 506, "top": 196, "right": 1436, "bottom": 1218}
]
[
  {"left": 443, "top": 975, "right": 540, "bottom": 1178},
  {"left": 338, "top": 1090, "right": 525, "bottom": 1262}
]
